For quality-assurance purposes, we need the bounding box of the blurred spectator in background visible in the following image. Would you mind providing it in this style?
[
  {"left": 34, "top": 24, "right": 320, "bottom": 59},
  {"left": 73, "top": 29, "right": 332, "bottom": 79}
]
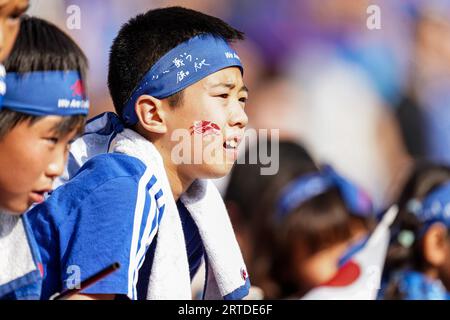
[
  {"left": 225, "top": 140, "right": 318, "bottom": 295},
  {"left": 268, "top": 175, "right": 352, "bottom": 299},
  {"left": 253, "top": 162, "right": 374, "bottom": 299},
  {"left": 396, "top": 2, "right": 450, "bottom": 165},
  {"left": 381, "top": 161, "right": 450, "bottom": 300},
  {"left": 276, "top": 0, "right": 414, "bottom": 212},
  {"left": 226, "top": 140, "right": 375, "bottom": 299},
  {"left": 286, "top": 51, "right": 411, "bottom": 211}
]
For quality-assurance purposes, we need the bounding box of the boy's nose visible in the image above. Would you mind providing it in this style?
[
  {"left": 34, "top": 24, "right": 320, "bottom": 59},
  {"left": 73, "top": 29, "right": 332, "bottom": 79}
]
[
  {"left": 46, "top": 151, "right": 66, "bottom": 179},
  {"left": 229, "top": 104, "right": 248, "bottom": 129}
]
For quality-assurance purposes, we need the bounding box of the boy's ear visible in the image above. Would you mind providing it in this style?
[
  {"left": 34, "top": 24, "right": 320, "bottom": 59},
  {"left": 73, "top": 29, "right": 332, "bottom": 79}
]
[
  {"left": 135, "top": 94, "right": 167, "bottom": 134},
  {"left": 423, "top": 223, "right": 448, "bottom": 267}
]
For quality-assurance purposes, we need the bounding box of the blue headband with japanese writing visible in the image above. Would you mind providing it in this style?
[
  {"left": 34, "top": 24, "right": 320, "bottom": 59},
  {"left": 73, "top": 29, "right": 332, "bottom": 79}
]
[
  {"left": 276, "top": 165, "right": 373, "bottom": 220},
  {"left": 0, "top": 65, "right": 5, "bottom": 108},
  {"left": 122, "top": 34, "right": 243, "bottom": 126},
  {"left": 2, "top": 71, "right": 89, "bottom": 116}
]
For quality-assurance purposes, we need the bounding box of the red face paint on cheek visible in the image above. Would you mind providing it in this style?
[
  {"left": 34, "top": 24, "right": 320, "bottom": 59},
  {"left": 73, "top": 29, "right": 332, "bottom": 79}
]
[{"left": 190, "top": 121, "right": 221, "bottom": 136}]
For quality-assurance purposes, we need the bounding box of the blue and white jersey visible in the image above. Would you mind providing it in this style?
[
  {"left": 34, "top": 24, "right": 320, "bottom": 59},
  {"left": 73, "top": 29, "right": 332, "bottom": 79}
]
[
  {"left": 379, "top": 270, "right": 450, "bottom": 300},
  {"left": 0, "top": 213, "right": 43, "bottom": 300},
  {"left": 27, "top": 152, "right": 204, "bottom": 300},
  {"left": 54, "top": 112, "right": 124, "bottom": 189}
]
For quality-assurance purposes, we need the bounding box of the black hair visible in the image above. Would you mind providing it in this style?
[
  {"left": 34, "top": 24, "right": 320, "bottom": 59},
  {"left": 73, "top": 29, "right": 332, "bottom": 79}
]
[
  {"left": 0, "top": 15, "right": 88, "bottom": 139},
  {"left": 383, "top": 161, "right": 450, "bottom": 299},
  {"left": 108, "top": 6, "right": 244, "bottom": 123},
  {"left": 229, "top": 140, "right": 370, "bottom": 298},
  {"left": 225, "top": 140, "right": 317, "bottom": 224},
  {"left": 270, "top": 188, "right": 351, "bottom": 298},
  {"left": 225, "top": 141, "right": 319, "bottom": 298}
]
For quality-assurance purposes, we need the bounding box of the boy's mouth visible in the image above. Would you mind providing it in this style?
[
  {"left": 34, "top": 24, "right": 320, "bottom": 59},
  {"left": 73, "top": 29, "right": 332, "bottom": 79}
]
[
  {"left": 223, "top": 139, "right": 239, "bottom": 149},
  {"left": 29, "top": 188, "right": 52, "bottom": 204},
  {"left": 223, "top": 135, "right": 242, "bottom": 151}
]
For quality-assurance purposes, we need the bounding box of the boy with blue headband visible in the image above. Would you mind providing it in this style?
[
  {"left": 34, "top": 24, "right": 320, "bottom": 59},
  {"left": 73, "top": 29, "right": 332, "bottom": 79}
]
[
  {"left": 28, "top": 7, "right": 250, "bottom": 300},
  {"left": 0, "top": 16, "right": 89, "bottom": 299},
  {"left": 0, "top": 0, "right": 29, "bottom": 113}
]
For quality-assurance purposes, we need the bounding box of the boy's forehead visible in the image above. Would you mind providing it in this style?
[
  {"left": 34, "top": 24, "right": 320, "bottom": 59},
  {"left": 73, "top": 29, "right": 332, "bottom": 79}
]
[
  {"left": 201, "top": 67, "right": 244, "bottom": 89},
  {"left": 30, "top": 116, "right": 66, "bottom": 131},
  {"left": 3, "top": 115, "right": 61, "bottom": 138},
  {"left": 32, "top": 115, "right": 83, "bottom": 139}
]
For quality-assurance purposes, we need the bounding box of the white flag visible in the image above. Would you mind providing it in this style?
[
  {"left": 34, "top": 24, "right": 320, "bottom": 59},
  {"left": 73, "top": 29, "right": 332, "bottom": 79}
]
[{"left": 301, "top": 206, "right": 398, "bottom": 300}]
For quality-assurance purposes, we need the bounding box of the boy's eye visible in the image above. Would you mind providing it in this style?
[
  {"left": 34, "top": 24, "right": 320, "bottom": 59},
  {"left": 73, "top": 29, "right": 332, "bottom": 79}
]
[
  {"left": 9, "top": 13, "right": 21, "bottom": 20},
  {"left": 45, "top": 137, "right": 59, "bottom": 144},
  {"left": 216, "top": 94, "right": 229, "bottom": 99},
  {"left": 8, "top": 4, "right": 29, "bottom": 22},
  {"left": 7, "top": 10, "right": 24, "bottom": 22},
  {"left": 239, "top": 97, "right": 248, "bottom": 103}
]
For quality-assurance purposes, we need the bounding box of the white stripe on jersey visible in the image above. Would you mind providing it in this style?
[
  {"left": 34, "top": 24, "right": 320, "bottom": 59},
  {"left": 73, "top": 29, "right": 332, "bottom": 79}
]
[
  {"left": 127, "top": 167, "right": 154, "bottom": 299},
  {"left": 133, "top": 173, "right": 166, "bottom": 279},
  {"left": 132, "top": 184, "right": 160, "bottom": 294}
]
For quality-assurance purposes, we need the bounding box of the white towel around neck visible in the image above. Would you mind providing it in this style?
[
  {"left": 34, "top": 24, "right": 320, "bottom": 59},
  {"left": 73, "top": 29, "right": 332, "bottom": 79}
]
[{"left": 109, "top": 128, "right": 249, "bottom": 300}]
